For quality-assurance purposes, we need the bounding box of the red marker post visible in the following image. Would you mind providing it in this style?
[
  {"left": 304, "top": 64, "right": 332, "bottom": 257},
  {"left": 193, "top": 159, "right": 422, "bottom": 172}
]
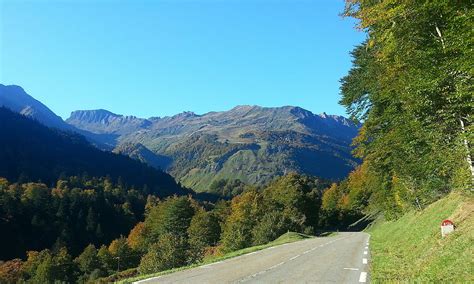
[{"left": 441, "top": 219, "right": 455, "bottom": 238}]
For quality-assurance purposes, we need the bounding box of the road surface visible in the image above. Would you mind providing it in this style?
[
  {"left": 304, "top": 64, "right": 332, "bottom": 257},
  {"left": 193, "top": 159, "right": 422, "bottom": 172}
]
[{"left": 135, "top": 232, "right": 370, "bottom": 284}]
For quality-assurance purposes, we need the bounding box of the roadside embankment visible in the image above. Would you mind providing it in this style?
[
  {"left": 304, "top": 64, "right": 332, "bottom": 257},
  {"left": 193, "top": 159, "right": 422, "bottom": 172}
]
[{"left": 368, "top": 191, "right": 473, "bottom": 282}]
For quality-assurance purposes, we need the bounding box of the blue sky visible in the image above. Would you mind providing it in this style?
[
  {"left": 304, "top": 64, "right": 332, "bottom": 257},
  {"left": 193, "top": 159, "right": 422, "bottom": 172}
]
[{"left": 0, "top": 0, "right": 365, "bottom": 119}]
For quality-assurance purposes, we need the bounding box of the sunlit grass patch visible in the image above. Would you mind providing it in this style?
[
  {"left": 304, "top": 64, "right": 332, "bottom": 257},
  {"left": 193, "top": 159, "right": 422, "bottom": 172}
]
[{"left": 368, "top": 191, "right": 474, "bottom": 283}]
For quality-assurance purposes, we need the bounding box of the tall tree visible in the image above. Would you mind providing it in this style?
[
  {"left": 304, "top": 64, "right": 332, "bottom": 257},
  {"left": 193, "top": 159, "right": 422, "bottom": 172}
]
[
  {"left": 340, "top": 0, "right": 473, "bottom": 215},
  {"left": 144, "top": 196, "right": 195, "bottom": 244},
  {"left": 187, "top": 209, "right": 221, "bottom": 262}
]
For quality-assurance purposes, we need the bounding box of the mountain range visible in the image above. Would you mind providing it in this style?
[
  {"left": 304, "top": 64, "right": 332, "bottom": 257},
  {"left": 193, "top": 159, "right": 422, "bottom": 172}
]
[{"left": 0, "top": 84, "right": 360, "bottom": 195}]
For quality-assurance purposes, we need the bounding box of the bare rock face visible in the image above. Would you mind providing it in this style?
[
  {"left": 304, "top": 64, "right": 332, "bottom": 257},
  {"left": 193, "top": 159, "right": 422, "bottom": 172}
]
[{"left": 67, "top": 109, "right": 151, "bottom": 135}]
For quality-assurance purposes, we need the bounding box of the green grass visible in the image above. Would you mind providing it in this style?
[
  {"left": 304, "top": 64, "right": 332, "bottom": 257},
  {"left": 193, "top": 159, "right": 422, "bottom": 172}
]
[
  {"left": 118, "top": 232, "right": 312, "bottom": 284},
  {"left": 367, "top": 191, "right": 474, "bottom": 283}
]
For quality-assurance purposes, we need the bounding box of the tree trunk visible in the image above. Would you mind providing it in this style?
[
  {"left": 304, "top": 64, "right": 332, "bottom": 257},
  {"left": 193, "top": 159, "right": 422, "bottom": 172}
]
[
  {"left": 435, "top": 25, "right": 446, "bottom": 50},
  {"left": 460, "top": 118, "right": 474, "bottom": 190}
]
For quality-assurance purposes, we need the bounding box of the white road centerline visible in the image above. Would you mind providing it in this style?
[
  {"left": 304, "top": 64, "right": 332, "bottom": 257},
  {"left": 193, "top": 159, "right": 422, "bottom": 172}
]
[
  {"left": 237, "top": 236, "right": 351, "bottom": 282},
  {"left": 359, "top": 272, "right": 367, "bottom": 283},
  {"left": 269, "top": 261, "right": 286, "bottom": 270},
  {"left": 289, "top": 255, "right": 300, "bottom": 261},
  {"left": 134, "top": 276, "right": 162, "bottom": 284}
]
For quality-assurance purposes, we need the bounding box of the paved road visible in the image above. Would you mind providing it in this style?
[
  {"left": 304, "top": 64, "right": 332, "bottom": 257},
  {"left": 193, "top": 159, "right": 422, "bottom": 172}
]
[{"left": 135, "top": 232, "right": 370, "bottom": 284}]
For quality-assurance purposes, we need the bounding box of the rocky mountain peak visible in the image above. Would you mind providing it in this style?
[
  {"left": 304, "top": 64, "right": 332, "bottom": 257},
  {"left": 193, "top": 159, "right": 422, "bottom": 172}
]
[
  {"left": 68, "top": 109, "right": 121, "bottom": 123},
  {"left": 67, "top": 109, "right": 151, "bottom": 135}
]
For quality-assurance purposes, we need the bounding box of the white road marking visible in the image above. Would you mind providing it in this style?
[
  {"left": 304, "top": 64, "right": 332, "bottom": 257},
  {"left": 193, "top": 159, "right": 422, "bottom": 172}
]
[
  {"left": 344, "top": 268, "right": 359, "bottom": 271},
  {"left": 364, "top": 251, "right": 368, "bottom": 255},
  {"left": 239, "top": 261, "right": 287, "bottom": 282},
  {"left": 359, "top": 272, "right": 367, "bottom": 283},
  {"left": 237, "top": 236, "right": 351, "bottom": 282},
  {"left": 269, "top": 261, "right": 286, "bottom": 270},
  {"left": 246, "top": 251, "right": 258, "bottom": 256},
  {"left": 365, "top": 246, "right": 368, "bottom": 249},
  {"left": 140, "top": 234, "right": 360, "bottom": 284},
  {"left": 363, "top": 258, "right": 368, "bottom": 264},
  {"left": 134, "top": 276, "right": 161, "bottom": 284},
  {"left": 289, "top": 255, "right": 300, "bottom": 261}
]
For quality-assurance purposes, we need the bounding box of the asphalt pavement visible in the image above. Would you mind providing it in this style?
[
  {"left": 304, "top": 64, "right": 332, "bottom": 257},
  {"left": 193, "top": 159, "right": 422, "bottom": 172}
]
[{"left": 135, "top": 232, "right": 371, "bottom": 284}]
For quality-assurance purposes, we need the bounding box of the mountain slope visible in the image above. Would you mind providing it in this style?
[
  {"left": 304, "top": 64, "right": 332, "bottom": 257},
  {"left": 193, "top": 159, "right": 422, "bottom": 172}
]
[
  {"left": 0, "top": 84, "right": 69, "bottom": 130},
  {"left": 68, "top": 105, "right": 360, "bottom": 193},
  {"left": 0, "top": 84, "right": 118, "bottom": 148},
  {"left": 0, "top": 107, "right": 187, "bottom": 197},
  {"left": 113, "top": 142, "right": 172, "bottom": 170}
]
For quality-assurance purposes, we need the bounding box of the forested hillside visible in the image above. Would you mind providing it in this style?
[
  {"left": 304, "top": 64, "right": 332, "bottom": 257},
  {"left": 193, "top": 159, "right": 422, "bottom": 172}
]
[
  {"left": 0, "top": 108, "right": 186, "bottom": 197},
  {"left": 0, "top": 174, "right": 336, "bottom": 283},
  {"left": 0, "top": 177, "right": 149, "bottom": 260}
]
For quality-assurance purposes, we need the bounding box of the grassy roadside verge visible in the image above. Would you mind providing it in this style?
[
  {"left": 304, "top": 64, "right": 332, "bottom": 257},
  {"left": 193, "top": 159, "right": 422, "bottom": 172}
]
[
  {"left": 367, "top": 191, "right": 474, "bottom": 282},
  {"left": 119, "top": 232, "right": 314, "bottom": 284}
]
